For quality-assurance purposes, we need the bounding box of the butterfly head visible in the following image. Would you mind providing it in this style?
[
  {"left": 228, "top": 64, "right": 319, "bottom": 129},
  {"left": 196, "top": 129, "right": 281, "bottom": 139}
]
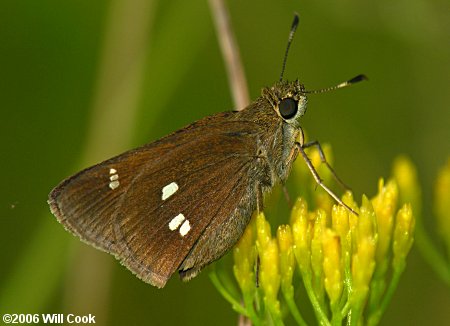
[{"left": 263, "top": 80, "right": 308, "bottom": 128}]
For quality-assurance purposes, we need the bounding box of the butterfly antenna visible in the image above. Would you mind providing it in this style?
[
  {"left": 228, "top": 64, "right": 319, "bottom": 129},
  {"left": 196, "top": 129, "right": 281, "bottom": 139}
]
[
  {"left": 279, "top": 13, "right": 300, "bottom": 82},
  {"left": 305, "top": 74, "right": 368, "bottom": 94}
]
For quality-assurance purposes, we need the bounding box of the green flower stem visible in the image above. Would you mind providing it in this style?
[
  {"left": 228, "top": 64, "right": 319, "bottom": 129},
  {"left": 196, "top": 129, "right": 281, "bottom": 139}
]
[
  {"left": 265, "top": 298, "right": 284, "bottom": 326},
  {"left": 349, "top": 302, "right": 364, "bottom": 326},
  {"left": 341, "top": 301, "right": 351, "bottom": 319},
  {"left": 340, "top": 250, "right": 352, "bottom": 309},
  {"left": 254, "top": 287, "right": 264, "bottom": 318},
  {"left": 366, "top": 262, "right": 405, "bottom": 326},
  {"left": 281, "top": 284, "right": 307, "bottom": 326},
  {"left": 337, "top": 250, "right": 351, "bottom": 324},
  {"left": 367, "top": 260, "right": 389, "bottom": 314},
  {"left": 415, "top": 216, "right": 450, "bottom": 286},
  {"left": 208, "top": 271, "right": 251, "bottom": 319},
  {"left": 313, "top": 275, "right": 326, "bottom": 314},
  {"left": 302, "top": 272, "right": 331, "bottom": 326},
  {"left": 330, "top": 301, "right": 343, "bottom": 326},
  {"left": 242, "top": 284, "right": 260, "bottom": 326}
]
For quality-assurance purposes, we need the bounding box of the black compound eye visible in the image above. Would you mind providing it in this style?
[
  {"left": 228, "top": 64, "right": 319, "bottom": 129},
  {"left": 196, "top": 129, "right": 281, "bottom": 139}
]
[{"left": 279, "top": 98, "right": 298, "bottom": 119}]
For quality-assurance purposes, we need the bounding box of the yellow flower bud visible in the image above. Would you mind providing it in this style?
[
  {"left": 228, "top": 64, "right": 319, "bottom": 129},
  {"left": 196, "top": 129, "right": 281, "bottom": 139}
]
[
  {"left": 392, "top": 204, "right": 415, "bottom": 269},
  {"left": 260, "top": 239, "right": 281, "bottom": 302},
  {"left": 255, "top": 212, "right": 282, "bottom": 318},
  {"left": 322, "top": 229, "right": 343, "bottom": 305},
  {"left": 392, "top": 155, "right": 421, "bottom": 214},
  {"left": 357, "top": 196, "right": 377, "bottom": 243},
  {"left": 233, "top": 212, "right": 257, "bottom": 293},
  {"left": 291, "top": 198, "right": 312, "bottom": 274},
  {"left": 311, "top": 210, "right": 326, "bottom": 282},
  {"left": 342, "top": 191, "right": 359, "bottom": 237},
  {"left": 309, "top": 145, "right": 334, "bottom": 212},
  {"left": 434, "top": 158, "right": 450, "bottom": 252},
  {"left": 256, "top": 211, "right": 271, "bottom": 250},
  {"left": 277, "top": 225, "right": 295, "bottom": 291},
  {"left": 372, "top": 179, "right": 398, "bottom": 264},
  {"left": 351, "top": 238, "right": 376, "bottom": 303},
  {"left": 332, "top": 204, "right": 350, "bottom": 247},
  {"left": 290, "top": 197, "right": 308, "bottom": 225},
  {"left": 351, "top": 196, "right": 377, "bottom": 304}
]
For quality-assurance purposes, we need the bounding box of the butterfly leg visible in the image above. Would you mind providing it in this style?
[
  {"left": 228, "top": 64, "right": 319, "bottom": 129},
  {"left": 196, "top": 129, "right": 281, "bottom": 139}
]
[
  {"left": 256, "top": 182, "right": 264, "bottom": 212},
  {"left": 255, "top": 255, "right": 260, "bottom": 288},
  {"left": 255, "top": 183, "right": 264, "bottom": 288},
  {"left": 302, "top": 140, "right": 351, "bottom": 190},
  {"left": 295, "top": 142, "right": 358, "bottom": 216},
  {"left": 281, "top": 185, "right": 292, "bottom": 208}
]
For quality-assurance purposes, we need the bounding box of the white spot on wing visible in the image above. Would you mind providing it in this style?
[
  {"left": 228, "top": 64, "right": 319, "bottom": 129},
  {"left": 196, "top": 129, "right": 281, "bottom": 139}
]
[
  {"left": 169, "top": 213, "right": 185, "bottom": 231},
  {"left": 179, "top": 220, "right": 191, "bottom": 237},
  {"left": 108, "top": 168, "right": 119, "bottom": 189},
  {"left": 109, "top": 180, "right": 120, "bottom": 190},
  {"left": 162, "top": 182, "right": 179, "bottom": 200}
]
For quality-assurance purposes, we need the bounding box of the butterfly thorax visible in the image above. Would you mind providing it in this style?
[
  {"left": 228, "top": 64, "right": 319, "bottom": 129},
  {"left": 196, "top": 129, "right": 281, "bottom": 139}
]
[{"left": 230, "top": 80, "right": 308, "bottom": 187}]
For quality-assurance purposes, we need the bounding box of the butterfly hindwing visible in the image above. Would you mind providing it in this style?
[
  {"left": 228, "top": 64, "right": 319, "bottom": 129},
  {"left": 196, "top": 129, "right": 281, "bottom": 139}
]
[{"left": 49, "top": 114, "right": 264, "bottom": 287}]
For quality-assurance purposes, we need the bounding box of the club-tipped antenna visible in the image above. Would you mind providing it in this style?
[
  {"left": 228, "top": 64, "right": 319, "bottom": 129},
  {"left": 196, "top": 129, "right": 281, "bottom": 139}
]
[
  {"left": 305, "top": 74, "right": 368, "bottom": 94},
  {"left": 279, "top": 14, "right": 300, "bottom": 82}
]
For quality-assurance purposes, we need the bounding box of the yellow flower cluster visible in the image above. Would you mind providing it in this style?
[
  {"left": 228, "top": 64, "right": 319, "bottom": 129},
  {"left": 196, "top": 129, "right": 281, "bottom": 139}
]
[{"left": 230, "top": 150, "right": 417, "bottom": 325}]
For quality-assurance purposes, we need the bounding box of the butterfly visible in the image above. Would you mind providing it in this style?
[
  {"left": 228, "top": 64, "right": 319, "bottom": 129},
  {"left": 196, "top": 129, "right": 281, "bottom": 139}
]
[{"left": 48, "top": 14, "right": 365, "bottom": 288}]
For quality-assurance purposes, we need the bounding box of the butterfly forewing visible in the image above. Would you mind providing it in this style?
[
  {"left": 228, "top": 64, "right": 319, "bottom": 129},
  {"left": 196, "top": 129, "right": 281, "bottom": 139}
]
[{"left": 49, "top": 115, "right": 262, "bottom": 287}]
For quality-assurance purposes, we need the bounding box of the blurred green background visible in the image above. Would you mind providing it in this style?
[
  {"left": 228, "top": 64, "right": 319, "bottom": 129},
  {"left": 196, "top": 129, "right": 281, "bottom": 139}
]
[{"left": 1, "top": 0, "right": 449, "bottom": 325}]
